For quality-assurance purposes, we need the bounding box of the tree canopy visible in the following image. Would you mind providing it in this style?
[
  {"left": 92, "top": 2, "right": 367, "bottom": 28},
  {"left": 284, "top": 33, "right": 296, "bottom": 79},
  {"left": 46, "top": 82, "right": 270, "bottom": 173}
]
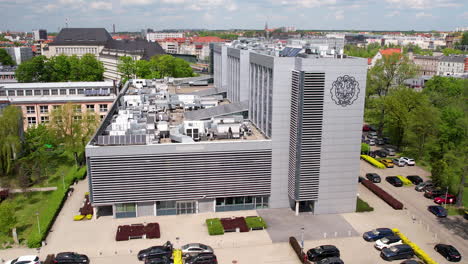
[
  {"left": 0, "top": 48, "right": 14, "bottom": 66},
  {"left": 118, "top": 55, "right": 195, "bottom": 80},
  {"left": 0, "top": 106, "right": 23, "bottom": 176},
  {"left": 15, "top": 54, "right": 104, "bottom": 82}
]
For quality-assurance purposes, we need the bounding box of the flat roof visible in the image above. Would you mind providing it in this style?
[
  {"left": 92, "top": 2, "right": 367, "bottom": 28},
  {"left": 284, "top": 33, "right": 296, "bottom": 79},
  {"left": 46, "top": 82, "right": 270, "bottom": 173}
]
[
  {"left": 0, "top": 81, "right": 115, "bottom": 89},
  {"left": 1, "top": 95, "right": 117, "bottom": 104}
]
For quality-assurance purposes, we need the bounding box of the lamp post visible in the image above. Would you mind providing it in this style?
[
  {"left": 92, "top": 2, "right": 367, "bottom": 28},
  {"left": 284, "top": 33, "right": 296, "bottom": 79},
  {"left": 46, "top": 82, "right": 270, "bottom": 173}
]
[
  {"left": 35, "top": 212, "right": 41, "bottom": 234},
  {"left": 444, "top": 186, "right": 449, "bottom": 208},
  {"left": 300, "top": 227, "right": 305, "bottom": 251}
]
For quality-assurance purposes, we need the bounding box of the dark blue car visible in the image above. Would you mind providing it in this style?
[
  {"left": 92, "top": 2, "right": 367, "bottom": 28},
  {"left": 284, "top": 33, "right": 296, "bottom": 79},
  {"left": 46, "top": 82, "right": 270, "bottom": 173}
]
[
  {"left": 363, "top": 228, "right": 394, "bottom": 241},
  {"left": 428, "top": 206, "right": 447, "bottom": 218}
]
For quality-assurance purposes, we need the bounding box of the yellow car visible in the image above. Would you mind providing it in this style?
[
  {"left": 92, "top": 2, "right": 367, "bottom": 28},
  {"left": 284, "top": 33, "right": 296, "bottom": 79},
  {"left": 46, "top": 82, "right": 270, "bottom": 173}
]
[{"left": 381, "top": 159, "right": 394, "bottom": 168}]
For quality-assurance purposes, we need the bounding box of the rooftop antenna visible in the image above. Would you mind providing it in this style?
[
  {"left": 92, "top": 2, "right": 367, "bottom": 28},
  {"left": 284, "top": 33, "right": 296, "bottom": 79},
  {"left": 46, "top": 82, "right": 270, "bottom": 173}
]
[{"left": 65, "top": 18, "right": 69, "bottom": 28}]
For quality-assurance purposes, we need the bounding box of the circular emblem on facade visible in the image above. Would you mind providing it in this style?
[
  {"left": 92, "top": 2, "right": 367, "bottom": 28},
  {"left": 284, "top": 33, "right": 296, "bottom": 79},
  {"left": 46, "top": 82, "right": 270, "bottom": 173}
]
[{"left": 330, "top": 75, "right": 360, "bottom": 107}]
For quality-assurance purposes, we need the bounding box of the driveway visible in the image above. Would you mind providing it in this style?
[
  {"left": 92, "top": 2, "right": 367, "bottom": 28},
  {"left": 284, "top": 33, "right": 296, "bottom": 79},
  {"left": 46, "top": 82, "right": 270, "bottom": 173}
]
[{"left": 360, "top": 160, "right": 468, "bottom": 260}]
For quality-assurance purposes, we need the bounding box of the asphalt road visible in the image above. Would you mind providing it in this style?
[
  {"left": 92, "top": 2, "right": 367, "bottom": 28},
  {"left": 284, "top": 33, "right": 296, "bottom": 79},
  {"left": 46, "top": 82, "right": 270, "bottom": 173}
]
[{"left": 360, "top": 159, "right": 468, "bottom": 260}]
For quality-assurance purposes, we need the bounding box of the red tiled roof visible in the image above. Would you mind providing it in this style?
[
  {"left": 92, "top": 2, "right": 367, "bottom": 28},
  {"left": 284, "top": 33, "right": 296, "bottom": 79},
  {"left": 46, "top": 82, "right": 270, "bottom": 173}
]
[
  {"left": 379, "top": 48, "right": 401, "bottom": 56},
  {"left": 160, "top": 37, "right": 187, "bottom": 43},
  {"left": 192, "top": 36, "right": 225, "bottom": 43}
]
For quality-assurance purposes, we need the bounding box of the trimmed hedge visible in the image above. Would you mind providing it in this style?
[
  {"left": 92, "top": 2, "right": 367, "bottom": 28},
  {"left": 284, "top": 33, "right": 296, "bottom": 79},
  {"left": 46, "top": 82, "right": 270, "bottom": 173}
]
[
  {"left": 361, "top": 155, "right": 386, "bottom": 169},
  {"left": 361, "top": 179, "right": 403, "bottom": 210},
  {"left": 245, "top": 216, "right": 267, "bottom": 230},
  {"left": 206, "top": 218, "right": 224, "bottom": 235},
  {"left": 356, "top": 197, "right": 374, "bottom": 212},
  {"left": 397, "top": 175, "right": 413, "bottom": 186},
  {"left": 289, "top": 236, "right": 307, "bottom": 263},
  {"left": 392, "top": 228, "right": 437, "bottom": 264},
  {"left": 27, "top": 166, "right": 87, "bottom": 248}
]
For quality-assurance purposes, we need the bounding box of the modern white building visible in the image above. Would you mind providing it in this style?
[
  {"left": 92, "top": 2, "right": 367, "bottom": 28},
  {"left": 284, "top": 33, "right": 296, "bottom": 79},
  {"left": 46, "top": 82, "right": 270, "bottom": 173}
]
[
  {"left": 437, "top": 55, "right": 467, "bottom": 76},
  {"left": 146, "top": 32, "right": 184, "bottom": 42},
  {"left": 4, "top": 47, "right": 33, "bottom": 65}
]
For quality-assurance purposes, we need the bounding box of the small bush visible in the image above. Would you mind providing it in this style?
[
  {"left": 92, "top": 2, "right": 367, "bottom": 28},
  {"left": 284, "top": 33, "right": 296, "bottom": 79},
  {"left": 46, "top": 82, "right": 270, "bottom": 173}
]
[
  {"left": 361, "top": 143, "right": 370, "bottom": 154},
  {"left": 206, "top": 218, "right": 224, "bottom": 235},
  {"left": 245, "top": 216, "right": 267, "bottom": 230},
  {"left": 397, "top": 175, "right": 413, "bottom": 186},
  {"left": 289, "top": 237, "right": 307, "bottom": 263},
  {"left": 361, "top": 155, "right": 386, "bottom": 169},
  {"left": 361, "top": 179, "right": 403, "bottom": 210},
  {"left": 73, "top": 215, "right": 84, "bottom": 221},
  {"left": 356, "top": 197, "right": 374, "bottom": 212}
]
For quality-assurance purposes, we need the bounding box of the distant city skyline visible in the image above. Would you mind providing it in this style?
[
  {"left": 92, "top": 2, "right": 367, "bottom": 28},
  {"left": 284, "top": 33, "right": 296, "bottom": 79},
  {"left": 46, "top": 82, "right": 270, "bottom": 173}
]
[{"left": 0, "top": 0, "right": 467, "bottom": 32}]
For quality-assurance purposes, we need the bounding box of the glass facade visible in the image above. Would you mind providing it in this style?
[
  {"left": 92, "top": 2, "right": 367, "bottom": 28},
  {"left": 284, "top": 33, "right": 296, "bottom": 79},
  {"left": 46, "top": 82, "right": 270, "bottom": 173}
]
[
  {"left": 115, "top": 203, "right": 136, "bottom": 218},
  {"left": 215, "top": 196, "right": 269, "bottom": 212},
  {"left": 156, "top": 201, "right": 177, "bottom": 216}
]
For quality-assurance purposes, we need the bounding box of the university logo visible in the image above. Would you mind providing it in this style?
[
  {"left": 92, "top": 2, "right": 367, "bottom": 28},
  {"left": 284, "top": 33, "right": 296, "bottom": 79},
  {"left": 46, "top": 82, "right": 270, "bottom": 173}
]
[{"left": 330, "top": 75, "right": 360, "bottom": 107}]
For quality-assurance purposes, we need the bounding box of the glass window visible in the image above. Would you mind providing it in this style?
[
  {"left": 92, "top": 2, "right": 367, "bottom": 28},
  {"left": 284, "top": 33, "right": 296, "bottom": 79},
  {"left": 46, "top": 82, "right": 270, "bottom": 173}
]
[
  {"left": 99, "top": 104, "right": 108, "bottom": 112},
  {"left": 53, "top": 105, "right": 61, "bottom": 110},
  {"left": 73, "top": 116, "right": 82, "bottom": 121},
  {"left": 34, "top": 90, "right": 41, "bottom": 96},
  {"left": 41, "top": 116, "right": 49, "bottom": 123},
  {"left": 40, "top": 105, "right": 48, "bottom": 113},
  {"left": 226, "top": 197, "right": 234, "bottom": 205},
  {"left": 26, "top": 90, "right": 33, "bottom": 96},
  {"left": 115, "top": 203, "right": 136, "bottom": 218},
  {"left": 7, "top": 90, "right": 15, "bottom": 96},
  {"left": 0, "top": 90, "right": 5, "bottom": 96},
  {"left": 16, "top": 90, "right": 24, "bottom": 96},
  {"left": 43, "top": 89, "right": 50, "bottom": 95},
  {"left": 26, "top": 106, "right": 35, "bottom": 114},
  {"left": 73, "top": 105, "right": 82, "bottom": 113},
  {"left": 77, "top": 89, "right": 84, "bottom": 94},
  {"left": 100, "top": 115, "right": 105, "bottom": 120},
  {"left": 86, "top": 104, "right": 95, "bottom": 112},
  {"left": 51, "top": 89, "right": 58, "bottom": 95},
  {"left": 60, "top": 89, "right": 67, "bottom": 95},
  {"left": 69, "top": 89, "right": 76, "bottom": 95},
  {"left": 27, "top": 117, "right": 36, "bottom": 125}
]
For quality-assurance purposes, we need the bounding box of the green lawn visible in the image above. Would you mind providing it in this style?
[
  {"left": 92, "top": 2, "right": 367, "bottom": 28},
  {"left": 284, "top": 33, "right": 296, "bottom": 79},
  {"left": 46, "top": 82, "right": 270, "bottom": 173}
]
[
  {"left": 463, "top": 187, "right": 468, "bottom": 208},
  {"left": 356, "top": 197, "right": 374, "bottom": 212}
]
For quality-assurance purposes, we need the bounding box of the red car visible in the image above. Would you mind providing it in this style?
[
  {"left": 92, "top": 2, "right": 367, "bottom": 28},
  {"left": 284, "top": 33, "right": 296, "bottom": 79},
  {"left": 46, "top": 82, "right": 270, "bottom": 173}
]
[
  {"left": 363, "top": 125, "right": 370, "bottom": 132},
  {"left": 434, "top": 194, "right": 456, "bottom": 205}
]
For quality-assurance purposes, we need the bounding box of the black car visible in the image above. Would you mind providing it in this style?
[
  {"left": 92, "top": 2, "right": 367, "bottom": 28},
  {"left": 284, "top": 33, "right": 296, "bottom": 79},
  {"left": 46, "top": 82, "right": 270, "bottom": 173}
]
[
  {"left": 380, "top": 244, "right": 414, "bottom": 261},
  {"left": 376, "top": 138, "right": 385, "bottom": 145},
  {"left": 428, "top": 205, "right": 448, "bottom": 218},
  {"left": 138, "top": 241, "right": 173, "bottom": 261},
  {"left": 406, "top": 175, "right": 423, "bottom": 185},
  {"left": 185, "top": 253, "right": 217, "bottom": 264},
  {"left": 386, "top": 176, "right": 403, "bottom": 187},
  {"left": 54, "top": 252, "right": 89, "bottom": 264},
  {"left": 400, "top": 260, "right": 423, "bottom": 264},
  {"left": 366, "top": 173, "right": 381, "bottom": 183},
  {"left": 434, "top": 244, "right": 462, "bottom": 262},
  {"left": 307, "top": 245, "right": 340, "bottom": 261},
  {"left": 375, "top": 149, "right": 388, "bottom": 157},
  {"left": 363, "top": 228, "right": 394, "bottom": 241},
  {"left": 314, "top": 257, "right": 344, "bottom": 264},
  {"left": 144, "top": 256, "right": 172, "bottom": 264},
  {"left": 424, "top": 187, "right": 444, "bottom": 199}
]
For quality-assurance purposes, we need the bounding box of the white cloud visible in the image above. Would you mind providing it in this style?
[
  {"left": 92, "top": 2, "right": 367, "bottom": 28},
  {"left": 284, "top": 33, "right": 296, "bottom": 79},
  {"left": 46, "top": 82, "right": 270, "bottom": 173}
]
[
  {"left": 275, "top": 0, "right": 336, "bottom": 8},
  {"left": 415, "top": 12, "right": 432, "bottom": 18},
  {"left": 385, "top": 0, "right": 461, "bottom": 9},
  {"left": 461, "top": 11, "right": 468, "bottom": 19},
  {"left": 43, "top": 3, "right": 59, "bottom": 11},
  {"left": 335, "top": 10, "right": 344, "bottom": 20},
  {"left": 386, "top": 10, "right": 400, "bottom": 17},
  {"left": 203, "top": 12, "right": 214, "bottom": 22},
  {"left": 120, "top": 0, "right": 153, "bottom": 6},
  {"left": 226, "top": 2, "right": 238, "bottom": 11},
  {"left": 90, "top": 1, "right": 112, "bottom": 10}
]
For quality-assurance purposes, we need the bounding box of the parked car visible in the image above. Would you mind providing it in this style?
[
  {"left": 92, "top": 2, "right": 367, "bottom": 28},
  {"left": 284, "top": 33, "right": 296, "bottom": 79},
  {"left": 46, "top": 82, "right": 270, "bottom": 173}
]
[
  {"left": 181, "top": 243, "right": 214, "bottom": 257},
  {"left": 415, "top": 181, "right": 433, "bottom": 192},
  {"left": 380, "top": 244, "right": 414, "bottom": 261},
  {"left": 374, "top": 235, "right": 403, "bottom": 250},
  {"left": 428, "top": 205, "right": 448, "bottom": 218},
  {"left": 144, "top": 256, "right": 172, "bottom": 264},
  {"left": 361, "top": 135, "right": 366, "bottom": 143},
  {"left": 307, "top": 245, "right": 340, "bottom": 261},
  {"left": 381, "top": 159, "right": 394, "bottom": 168},
  {"left": 362, "top": 124, "right": 370, "bottom": 132},
  {"left": 53, "top": 252, "right": 89, "bottom": 264},
  {"left": 368, "top": 131, "right": 378, "bottom": 139},
  {"left": 185, "top": 253, "right": 218, "bottom": 264},
  {"left": 400, "top": 260, "right": 423, "bottom": 264},
  {"left": 138, "top": 242, "right": 173, "bottom": 261},
  {"left": 434, "top": 244, "right": 462, "bottom": 262},
  {"left": 383, "top": 137, "right": 391, "bottom": 144},
  {"left": 375, "top": 149, "right": 388, "bottom": 158},
  {"left": 386, "top": 176, "right": 403, "bottom": 187},
  {"left": 399, "top": 157, "right": 415, "bottom": 166},
  {"left": 376, "top": 138, "right": 385, "bottom": 145},
  {"left": 406, "top": 175, "right": 423, "bottom": 185},
  {"left": 464, "top": 210, "right": 468, "bottom": 220},
  {"left": 314, "top": 257, "right": 344, "bottom": 264},
  {"left": 392, "top": 158, "right": 406, "bottom": 167},
  {"left": 6, "top": 255, "right": 40, "bottom": 264},
  {"left": 368, "top": 139, "right": 376, "bottom": 146},
  {"left": 366, "top": 173, "right": 381, "bottom": 183},
  {"left": 385, "top": 148, "right": 396, "bottom": 156},
  {"left": 434, "top": 194, "right": 456, "bottom": 205},
  {"left": 363, "top": 228, "right": 394, "bottom": 241},
  {"left": 424, "top": 187, "right": 444, "bottom": 199}
]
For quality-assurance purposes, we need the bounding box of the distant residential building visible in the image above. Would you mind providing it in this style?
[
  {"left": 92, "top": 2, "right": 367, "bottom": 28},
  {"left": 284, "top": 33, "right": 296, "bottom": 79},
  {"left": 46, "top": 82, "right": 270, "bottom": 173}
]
[
  {"left": 368, "top": 48, "right": 402, "bottom": 68},
  {"left": 45, "top": 28, "right": 165, "bottom": 81},
  {"left": 413, "top": 55, "right": 440, "bottom": 76},
  {"left": 33, "top": 29, "right": 47, "bottom": 41},
  {"left": 157, "top": 36, "right": 226, "bottom": 60},
  {"left": 0, "top": 81, "right": 117, "bottom": 129},
  {"left": 0, "top": 65, "right": 17, "bottom": 83},
  {"left": 147, "top": 32, "right": 184, "bottom": 42},
  {"left": 437, "top": 55, "right": 467, "bottom": 76},
  {"left": 455, "top": 27, "right": 468, "bottom": 32},
  {"left": 4, "top": 47, "right": 33, "bottom": 64}
]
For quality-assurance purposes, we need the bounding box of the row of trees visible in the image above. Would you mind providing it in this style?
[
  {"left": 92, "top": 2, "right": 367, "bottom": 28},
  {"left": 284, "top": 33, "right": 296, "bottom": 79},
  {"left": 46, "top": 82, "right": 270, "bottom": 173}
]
[
  {"left": 0, "top": 49, "right": 14, "bottom": 65},
  {"left": 117, "top": 54, "right": 195, "bottom": 81},
  {"left": 15, "top": 54, "right": 104, "bottom": 82},
  {"left": 0, "top": 104, "right": 100, "bottom": 187},
  {"left": 365, "top": 53, "right": 467, "bottom": 206}
]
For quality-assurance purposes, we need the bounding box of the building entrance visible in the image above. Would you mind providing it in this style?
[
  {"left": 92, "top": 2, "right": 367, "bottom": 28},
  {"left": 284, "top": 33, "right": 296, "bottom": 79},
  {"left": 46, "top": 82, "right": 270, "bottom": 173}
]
[{"left": 176, "top": 201, "right": 197, "bottom": 215}]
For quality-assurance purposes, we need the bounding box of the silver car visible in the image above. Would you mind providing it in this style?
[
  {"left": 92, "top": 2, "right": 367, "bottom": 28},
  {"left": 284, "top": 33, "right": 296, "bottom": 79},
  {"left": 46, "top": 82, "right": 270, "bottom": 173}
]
[{"left": 181, "top": 243, "right": 214, "bottom": 257}]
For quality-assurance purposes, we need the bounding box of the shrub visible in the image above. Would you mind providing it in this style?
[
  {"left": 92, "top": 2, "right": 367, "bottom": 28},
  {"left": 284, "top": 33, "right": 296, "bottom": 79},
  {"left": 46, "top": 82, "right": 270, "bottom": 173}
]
[
  {"left": 245, "top": 216, "right": 267, "bottom": 230},
  {"left": 289, "top": 236, "right": 307, "bottom": 263},
  {"left": 392, "top": 229, "right": 438, "bottom": 264},
  {"left": 73, "top": 215, "right": 84, "bottom": 221},
  {"left": 361, "top": 155, "right": 386, "bottom": 169},
  {"left": 206, "top": 218, "right": 224, "bottom": 235},
  {"left": 356, "top": 197, "right": 374, "bottom": 212},
  {"left": 85, "top": 214, "right": 92, "bottom": 220},
  {"left": 361, "top": 143, "right": 370, "bottom": 154},
  {"left": 361, "top": 179, "right": 404, "bottom": 210},
  {"left": 397, "top": 175, "right": 413, "bottom": 186}
]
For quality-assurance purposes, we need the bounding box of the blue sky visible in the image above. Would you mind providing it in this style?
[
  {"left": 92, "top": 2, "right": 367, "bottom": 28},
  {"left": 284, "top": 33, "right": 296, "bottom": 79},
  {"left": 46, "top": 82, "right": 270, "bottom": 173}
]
[{"left": 0, "top": 0, "right": 467, "bottom": 32}]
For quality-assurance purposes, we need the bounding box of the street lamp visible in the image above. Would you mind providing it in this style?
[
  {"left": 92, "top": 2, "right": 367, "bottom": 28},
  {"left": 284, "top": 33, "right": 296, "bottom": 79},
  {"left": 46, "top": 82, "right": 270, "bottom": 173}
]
[
  {"left": 35, "top": 211, "right": 41, "bottom": 234},
  {"left": 444, "top": 186, "right": 449, "bottom": 208}
]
